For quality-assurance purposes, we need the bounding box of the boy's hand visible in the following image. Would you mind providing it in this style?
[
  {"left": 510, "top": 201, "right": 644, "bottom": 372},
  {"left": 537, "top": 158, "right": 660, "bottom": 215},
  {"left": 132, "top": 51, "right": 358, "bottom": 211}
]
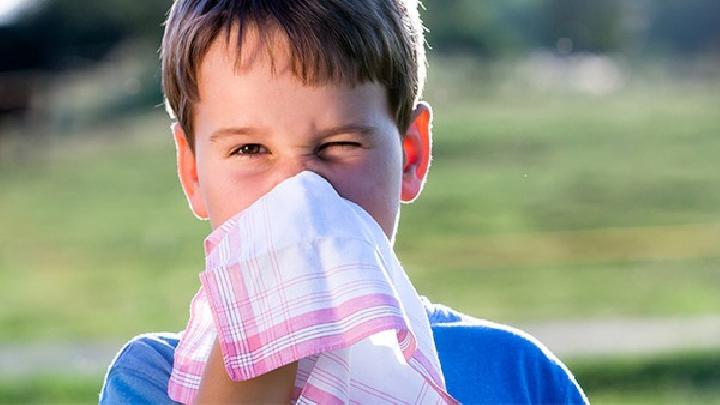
[{"left": 194, "top": 339, "right": 298, "bottom": 404}]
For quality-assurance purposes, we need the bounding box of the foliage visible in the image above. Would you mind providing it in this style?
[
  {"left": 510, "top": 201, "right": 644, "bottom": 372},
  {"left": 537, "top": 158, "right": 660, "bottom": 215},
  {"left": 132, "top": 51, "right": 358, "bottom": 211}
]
[
  {"left": 648, "top": 0, "right": 720, "bottom": 54},
  {"left": 2, "top": 0, "right": 719, "bottom": 73},
  {"left": 419, "top": 0, "right": 720, "bottom": 55},
  {"left": 0, "top": 0, "right": 169, "bottom": 71}
]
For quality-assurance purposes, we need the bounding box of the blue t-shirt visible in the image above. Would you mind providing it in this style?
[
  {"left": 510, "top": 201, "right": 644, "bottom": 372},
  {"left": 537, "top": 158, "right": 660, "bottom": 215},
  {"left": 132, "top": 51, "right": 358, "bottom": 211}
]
[{"left": 99, "top": 299, "right": 587, "bottom": 404}]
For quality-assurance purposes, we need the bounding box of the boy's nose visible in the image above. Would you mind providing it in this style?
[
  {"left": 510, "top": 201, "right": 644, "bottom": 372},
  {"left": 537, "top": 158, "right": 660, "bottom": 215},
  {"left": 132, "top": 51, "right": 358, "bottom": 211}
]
[{"left": 269, "top": 154, "right": 328, "bottom": 189}]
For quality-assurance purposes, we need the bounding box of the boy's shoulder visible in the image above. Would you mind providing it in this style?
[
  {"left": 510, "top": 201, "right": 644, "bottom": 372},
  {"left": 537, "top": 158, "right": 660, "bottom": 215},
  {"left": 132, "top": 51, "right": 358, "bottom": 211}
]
[
  {"left": 99, "top": 300, "right": 586, "bottom": 404},
  {"left": 425, "top": 300, "right": 587, "bottom": 403},
  {"left": 99, "top": 332, "right": 180, "bottom": 404}
]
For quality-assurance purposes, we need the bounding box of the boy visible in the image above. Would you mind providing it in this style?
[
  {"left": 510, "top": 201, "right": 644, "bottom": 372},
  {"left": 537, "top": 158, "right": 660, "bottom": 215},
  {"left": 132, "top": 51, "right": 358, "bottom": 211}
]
[{"left": 100, "top": 0, "right": 587, "bottom": 403}]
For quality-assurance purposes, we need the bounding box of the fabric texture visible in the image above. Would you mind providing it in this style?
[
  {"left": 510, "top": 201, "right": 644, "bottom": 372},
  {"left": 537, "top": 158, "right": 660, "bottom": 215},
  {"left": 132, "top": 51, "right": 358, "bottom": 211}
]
[
  {"left": 99, "top": 302, "right": 588, "bottom": 404},
  {"left": 168, "top": 171, "right": 454, "bottom": 404}
]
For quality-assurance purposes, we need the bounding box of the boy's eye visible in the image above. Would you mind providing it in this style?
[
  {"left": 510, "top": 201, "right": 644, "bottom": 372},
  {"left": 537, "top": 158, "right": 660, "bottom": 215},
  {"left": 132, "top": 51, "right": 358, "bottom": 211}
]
[
  {"left": 316, "top": 141, "right": 363, "bottom": 160},
  {"left": 317, "top": 141, "right": 363, "bottom": 153},
  {"left": 230, "top": 143, "right": 269, "bottom": 157}
]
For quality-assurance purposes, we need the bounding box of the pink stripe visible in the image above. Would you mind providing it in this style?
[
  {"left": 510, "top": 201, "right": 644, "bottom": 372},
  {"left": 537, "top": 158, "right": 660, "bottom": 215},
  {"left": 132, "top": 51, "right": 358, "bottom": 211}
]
[
  {"left": 300, "top": 382, "right": 345, "bottom": 405},
  {"left": 223, "top": 315, "right": 406, "bottom": 381},
  {"left": 204, "top": 290, "right": 399, "bottom": 349},
  {"left": 204, "top": 262, "right": 382, "bottom": 309},
  {"left": 168, "top": 384, "right": 196, "bottom": 404},
  {"left": 397, "top": 329, "right": 417, "bottom": 360},
  {"left": 231, "top": 260, "right": 259, "bottom": 351},
  {"left": 171, "top": 357, "right": 206, "bottom": 379},
  {"left": 292, "top": 386, "right": 303, "bottom": 401},
  {"left": 201, "top": 263, "right": 255, "bottom": 343},
  {"left": 414, "top": 380, "right": 428, "bottom": 405},
  {"left": 410, "top": 350, "right": 444, "bottom": 389},
  {"left": 408, "top": 356, "right": 459, "bottom": 404},
  {"left": 210, "top": 277, "right": 399, "bottom": 332},
  {"left": 254, "top": 216, "right": 276, "bottom": 351},
  {"left": 225, "top": 314, "right": 405, "bottom": 377},
  {"left": 168, "top": 357, "right": 208, "bottom": 403},
  {"left": 324, "top": 351, "right": 350, "bottom": 372},
  {"left": 351, "top": 379, "right": 408, "bottom": 404},
  {"left": 224, "top": 293, "right": 402, "bottom": 352},
  {"left": 265, "top": 202, "right": 299, "bottom": 365},
  {"left": 218, "top": 306, "right": 406, "bottom": 380},
  {"left": 247, "top": 216, "right": 274, "bottom": 364},
  {"left": 203, "top": 213, "right": 243, "bottom": 255},
  {"left": 306, "top": 365, "right": 348, "bottom": 397}
]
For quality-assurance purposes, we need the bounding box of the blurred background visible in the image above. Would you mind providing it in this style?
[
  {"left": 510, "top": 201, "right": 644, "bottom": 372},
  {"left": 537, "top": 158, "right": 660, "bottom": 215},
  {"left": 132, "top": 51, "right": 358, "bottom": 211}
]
[{"left": 1, "top": 0, "right": 719, "bottom": 403}]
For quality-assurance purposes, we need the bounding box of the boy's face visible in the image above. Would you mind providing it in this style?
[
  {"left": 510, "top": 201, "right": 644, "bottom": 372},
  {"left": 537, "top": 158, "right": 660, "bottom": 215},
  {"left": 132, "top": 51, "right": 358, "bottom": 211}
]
[{"left": 174, "top": 28, "right": 432, "bottom": 241}]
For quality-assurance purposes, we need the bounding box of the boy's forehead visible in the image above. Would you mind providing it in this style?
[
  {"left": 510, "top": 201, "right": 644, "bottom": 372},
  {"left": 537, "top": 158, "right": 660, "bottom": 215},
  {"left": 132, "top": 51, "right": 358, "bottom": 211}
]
[
  {"left": 203, "top": 23, "right": 294, "bottom": 77},
  {"left": 194, "top": 26, "right": 395, "bottom": 139},
  {"left": 199, "top": 21, "right": 383, "bottom": 95}
]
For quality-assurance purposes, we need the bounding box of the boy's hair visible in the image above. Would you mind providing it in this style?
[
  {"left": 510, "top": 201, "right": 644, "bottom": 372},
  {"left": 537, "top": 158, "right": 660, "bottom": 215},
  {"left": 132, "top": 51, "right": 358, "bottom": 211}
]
[{"left": 161, "top": 0, "right": 427, "bottom": 148}]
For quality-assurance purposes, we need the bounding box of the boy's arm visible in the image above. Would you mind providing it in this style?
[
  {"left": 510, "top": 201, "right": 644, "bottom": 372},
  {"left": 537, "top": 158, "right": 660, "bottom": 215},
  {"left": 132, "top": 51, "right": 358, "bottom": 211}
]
[{"left": 194, "top": 339, "right": 298, "bottom": 404}]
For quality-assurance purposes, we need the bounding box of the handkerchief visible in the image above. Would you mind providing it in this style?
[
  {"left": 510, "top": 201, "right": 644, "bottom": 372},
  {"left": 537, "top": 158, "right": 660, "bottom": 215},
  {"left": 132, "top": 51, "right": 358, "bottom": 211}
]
[{"left": 168, "top": 171, "right": 456, "bottom": 404}]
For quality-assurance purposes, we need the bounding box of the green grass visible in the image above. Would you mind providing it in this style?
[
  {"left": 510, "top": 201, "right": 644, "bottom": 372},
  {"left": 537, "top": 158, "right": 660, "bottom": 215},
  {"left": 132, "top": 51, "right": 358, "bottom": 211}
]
[
  {"left": 0, "top": 60, "right": 719, "bottom": 404},
  {"left": 1, "top": 64, "right": 720, "bottom": 340},
  {"left": 0, "top": 116, "right": 209, "bottom": 340},
  {"left": 2, "top": 351, "right": 718, "bottom": 404},
  {"left": 412, "top": 81, "right": 720, "bottom": 235},
  {"left": 0, "top": 375, "right": 101, "bottom": 405},
  {"left": 569, "top": 350, "right": 720, "bottom": 404}
]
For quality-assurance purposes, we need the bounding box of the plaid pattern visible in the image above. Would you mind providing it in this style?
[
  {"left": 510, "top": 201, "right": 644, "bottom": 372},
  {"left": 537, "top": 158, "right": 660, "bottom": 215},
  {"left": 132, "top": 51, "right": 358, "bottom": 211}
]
[{"left": 168, "top": 172, "right": 455, "bottom": 404}]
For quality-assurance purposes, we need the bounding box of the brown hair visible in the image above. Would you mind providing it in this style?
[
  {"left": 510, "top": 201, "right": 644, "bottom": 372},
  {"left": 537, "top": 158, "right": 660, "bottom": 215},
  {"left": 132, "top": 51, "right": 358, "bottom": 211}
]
[{"left": 161, "top": 0, "right": 427, "bottom": 148}]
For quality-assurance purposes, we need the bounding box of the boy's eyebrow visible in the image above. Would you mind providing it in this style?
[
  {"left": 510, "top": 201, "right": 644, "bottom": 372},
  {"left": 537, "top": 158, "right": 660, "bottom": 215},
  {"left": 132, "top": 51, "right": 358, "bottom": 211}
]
[
  {"left": 316, "top": 124, "right": 378, "bottom": 137},
  {"left": 209, "top": 127, "right": 263, "bottom": 143},
  {"left": 209, "top": 124, "right": 378, "bottom": 142}
]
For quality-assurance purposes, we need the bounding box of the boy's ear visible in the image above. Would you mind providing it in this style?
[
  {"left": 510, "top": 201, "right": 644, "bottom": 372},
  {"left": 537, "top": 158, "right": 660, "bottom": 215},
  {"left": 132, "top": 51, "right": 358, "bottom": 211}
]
[
  {"left": 172, "top": 123, "right": 208, "bottom": 220},
  {"left": 401, "top": 102, "right": 433, "bottom": 203}
]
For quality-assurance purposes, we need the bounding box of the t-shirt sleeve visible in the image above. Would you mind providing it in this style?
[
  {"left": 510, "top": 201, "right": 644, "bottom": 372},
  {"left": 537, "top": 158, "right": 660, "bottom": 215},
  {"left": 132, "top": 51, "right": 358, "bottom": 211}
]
[
  {"left": 432, "top": 321, "right": 588, "bottom": 404},
  {"left": 99, "top": 334, "right": 181, "bottom": 405}
]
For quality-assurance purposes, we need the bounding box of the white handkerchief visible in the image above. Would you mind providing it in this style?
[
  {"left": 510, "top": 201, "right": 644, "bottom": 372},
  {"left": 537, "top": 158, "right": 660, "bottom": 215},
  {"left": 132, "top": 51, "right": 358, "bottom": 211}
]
[{"left": 168, "top": 171, "right": 455, "bottom": 404}]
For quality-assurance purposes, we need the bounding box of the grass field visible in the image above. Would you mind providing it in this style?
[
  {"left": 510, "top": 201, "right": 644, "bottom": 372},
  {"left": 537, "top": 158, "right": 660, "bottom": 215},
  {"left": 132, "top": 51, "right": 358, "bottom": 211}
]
[
  {"left": 2, "top": 69, "right": 719, "bottom": 340},
  {"left": 1, "top": 351, "right": 719, "bottom": 404},
  {"left": 1, "top": 58, "right": 719, "bottom": 402}
]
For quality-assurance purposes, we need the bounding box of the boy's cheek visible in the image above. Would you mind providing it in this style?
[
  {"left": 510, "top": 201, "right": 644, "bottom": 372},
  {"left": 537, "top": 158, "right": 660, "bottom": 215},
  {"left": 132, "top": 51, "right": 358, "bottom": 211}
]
[
  {"left": 331, "top": 171, "right": 401, "bottom": 235},
  {"left": 201, "top": 156, "right": 400, "bottom": 233},
  {"left": 204, "top": 184, "right": 261, "bottom": 229}
]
